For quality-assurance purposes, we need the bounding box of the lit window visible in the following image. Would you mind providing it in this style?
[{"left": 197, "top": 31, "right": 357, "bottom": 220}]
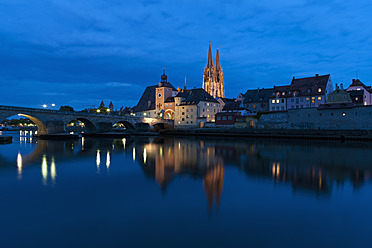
[
  {"left": 276, "top": 99, "right": 279, "bottom": 103},
  {"left": 342, "top": 113, "right": 346, "bottom": 116},
  {"left": 306, "top": 97, "right": 309, "bottom": 101},
  {"left": 318, "top": 96, "right": 322, "bottom": 101},
  {"left": 272, "top": 99, "right": 275, "bottom": 104},
  {"left": 318, "top": 88, "right": 322, "bottom": 93},
  {"left": 356, "top": 97, "right": 359, "bottom": 101}
]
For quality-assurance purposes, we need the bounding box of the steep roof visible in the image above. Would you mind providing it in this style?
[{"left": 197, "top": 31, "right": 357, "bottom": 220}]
[
  {"left": 164, "top": 97, "right": 175, "bottom": 103},
  {"left": 133, "top": 85, "right": 156, "bottom": 112},
  {"left": 179, "top": 88, "right": 219, "bottom": 106},
  {"left": 289, "top": 74, "right": 330, "bottom": 96},
  {"left": 270, "top": 85, "right": 291, "bottom": 98},
  {"left": 243, "top": 88, "right": 274, "bottom": 104},
  {"left": 222, "top": 101, "right": 244, "bottom": 111}
]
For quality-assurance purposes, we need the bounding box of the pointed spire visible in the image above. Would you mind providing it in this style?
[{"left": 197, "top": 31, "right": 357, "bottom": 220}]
[
  {"left": 215, "top": 46, "right": 221, "bottom": 70},
  {"left": 207, "top": 41, "right": 213, "bottom": 68},
  {"left": 184, "top": 76, "right": 187, "bottom": 91}
]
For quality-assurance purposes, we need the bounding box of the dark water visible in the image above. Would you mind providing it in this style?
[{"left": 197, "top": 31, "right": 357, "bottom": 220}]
[{"left": 1, "top": 131, "right": 372, "bottom": 248}]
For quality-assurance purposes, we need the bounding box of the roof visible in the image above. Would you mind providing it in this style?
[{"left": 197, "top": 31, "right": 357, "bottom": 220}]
[
  {"left": 270, "top": 85, "right": 291, "bottom": 98},
  {"left": 178, "top": 88, "right": 219, "bottom": 106},
  {"left": 222, "top": 101, "right": 244, "bottom": 111},
  {"left": 347, "top": 79, "right": 372, "bottom": 93},
  {"left": 218, "top": 98, "right": 236, "bottom": 104},
  {"left": 243, "top": 88, "right": 274, "bottom": 104},
  {"left": 289, "top": 74, "right": 330, "bottom": 96},
  {"left": 164, "top": 97, "right": 175, "bottom": 103},
  {"left": 156, "top": 81, "right": 176, "bottom": 91},
  {"left": 133, "top": 85, "right": 156, "bottom": 112}
]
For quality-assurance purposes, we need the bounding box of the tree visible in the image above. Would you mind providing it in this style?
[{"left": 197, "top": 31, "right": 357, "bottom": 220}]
[{"left": 59, "top": 106, "right": 74, "bottom": 112}]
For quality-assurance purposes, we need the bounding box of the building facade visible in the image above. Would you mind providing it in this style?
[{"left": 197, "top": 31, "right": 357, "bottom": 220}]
[
  {"left": 346, "top": 79, "right": 372, "bottom": 106},
  {"left": 286, "top": 74, "right": 333, "bottom": 109},
  {"left": 202, "top": 41, "right": 225, "bottom": 98},
  {"left": 269, "top": 85, "right": 290, "bottom": 112}
]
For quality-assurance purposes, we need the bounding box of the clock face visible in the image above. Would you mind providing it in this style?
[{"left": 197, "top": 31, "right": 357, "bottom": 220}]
[{"left": 158, "top": 93, "right": 162, "bottom": 98}]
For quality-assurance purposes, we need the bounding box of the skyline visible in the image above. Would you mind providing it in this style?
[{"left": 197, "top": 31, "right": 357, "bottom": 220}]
[{"left": 1, "top": 0, "right": 372, "bottom": 110}]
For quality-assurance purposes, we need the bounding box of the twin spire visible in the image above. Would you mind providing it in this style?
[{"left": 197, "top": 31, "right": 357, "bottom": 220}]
[{"left": 206, "top": 41, "right": 221, "bottom": 70}]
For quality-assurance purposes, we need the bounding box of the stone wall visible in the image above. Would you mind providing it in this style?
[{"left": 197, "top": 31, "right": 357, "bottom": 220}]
[{"left": 258, "top": 106, "right": 372, "bottom": 130}]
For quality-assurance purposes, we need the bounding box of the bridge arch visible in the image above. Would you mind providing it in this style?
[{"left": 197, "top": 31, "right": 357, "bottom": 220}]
[
  {"left": 65, "top": 117, "right": 97, "bottom": 133},
  {"left": 0, "top": 113, "right": 48, "bottom": 135},
  {"left": 114, "top": 121, "right": 135, "bottom": 130}
]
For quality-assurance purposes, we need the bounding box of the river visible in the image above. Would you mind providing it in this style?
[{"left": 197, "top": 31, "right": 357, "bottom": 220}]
[{"left": 0, "top": 131, "right": 372, "bottom": 247}]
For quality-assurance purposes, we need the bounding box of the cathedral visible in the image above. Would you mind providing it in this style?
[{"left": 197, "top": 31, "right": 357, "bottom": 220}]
[{"left": 203, "top": 41, "right": 225, "bottom": 98}]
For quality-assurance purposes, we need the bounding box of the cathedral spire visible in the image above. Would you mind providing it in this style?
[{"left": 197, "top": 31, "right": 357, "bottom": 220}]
[
  {"left": 207, "top": 41, "right": 213, "bottom": 68},
  {"left": 215, "top": 46, "right": 221, "bottom": 70}
]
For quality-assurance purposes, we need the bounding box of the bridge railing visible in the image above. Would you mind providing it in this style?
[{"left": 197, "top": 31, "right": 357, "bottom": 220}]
[{"left": 0, "top": 105, "right": 125, "bottom": 117}]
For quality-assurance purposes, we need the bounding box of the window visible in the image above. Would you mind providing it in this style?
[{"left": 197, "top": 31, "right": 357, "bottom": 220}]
[
  {"left": 272, "top": 99, "right": 275, "bottom": 104},
  {"left": 282, "top": 92, "right": 285, "bottom": 96},
  {"left": 222, "top": 116, "right": 227, "bottom": 120},
  {"left": 356, "top": 97, "right": 359, "bottom": 101},
  {"left": 296, "top": 98, "right": 299, "bottom": 104},
  {"left": 217, "top": 116, "right": 221, "bottom": 120},
  {"left": 182, "top": 118, "right": 185, "bottom": 121},
  {"left": 182, "top": 112, "right": 185, "bottom": 115},
  {"left": 281, "top": 106, "right": 284, "bottom": 110},
  {"left": 306, "top": 97, "right": 309, "bottom": 101},
  {"left": 318, "top": 96, "right": 322, "bottom": 101},
  {"left": 165, "top": 104, "right": 168, "bottom": 107},
  {"left": 306, "top": 104, "right": 309, "bottom": 107},
  {"left": 186, "top": 115, "right": 189, "bottom": 118},
  {"left": 300, "top": 105, "right": 303, "bottom": 108},
  {"left": 253, "top": 105, "right": 256, "bottom": 108},
  {"left": 272, "top": 107, "right": 275, "bottom": 111},
  {"left": 276, "top": 99, "right": 279, "bottom": 103},
  {"left": 203, "top": 109, "right": 205, "bottom": 112},
  {"left": 228, "top": 116, "right": 232, "bottom": 120},
  {"left": 291, "top": 99, "right": 294, "bottom": 102},
  {"left": 342, "top": 112, "right": 346, "bottom": 116},
  {"left": 170, "top": 104, "right": 172, "bottom": 107},
  {"left": 307, "top": 89, "right": 311, "bottom": 93},
  {"left": 182, "top": 107, "right": 184, "bottom": 109},
  {"left": 281, "top": 99, "right": 284, "bottom": 103},
  {"left": 186, "top": 121, "right": 188, "bottom": 124},
  {"left": 186, "top": 109, "right": 189, "bottom": 112},
  {"left": 205, "top": 103, "right": 207, "bottom": 106},
  {"left": 276, "top": 107, "right": 279, "bottom": 111},
  {"left": 318, "top": 88, "right": 322, "bottom": 93}
]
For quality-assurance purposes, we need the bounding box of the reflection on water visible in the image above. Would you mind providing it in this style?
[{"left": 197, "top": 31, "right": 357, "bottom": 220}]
[
  {"left": 2, "top": 135, "right": 372, "bottom": 207},
  {"left": 2, "top": 133, "right": 372, "bottom": 247}
]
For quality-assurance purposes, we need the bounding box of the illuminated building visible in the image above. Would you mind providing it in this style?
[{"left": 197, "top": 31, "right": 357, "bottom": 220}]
[{"left": 203, "top": 41, "right": 225, "bottom": 98}]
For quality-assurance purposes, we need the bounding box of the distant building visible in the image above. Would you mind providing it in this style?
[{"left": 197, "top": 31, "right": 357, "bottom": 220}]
[
  {"left": 286, "top": 74, "right": 333, "bottom": 109},
  {"left": 133, "top": 69, "right": 178, "bottom": 118},
  {"left": 215, "top": 101, "right": 245, "bottom": 126},
  {"left": 269, "top": 85, "right": 290, "bottom": 112},
  {"left": 346, "top": 79, "right": 372, "bottom": 105},
  {"left": 174, "top": 88, "right": 221, "bottom": 127},
  {"left": 318, "top": 85, "right": 354, "bottom": 109},
  {"left": 243, "top": 88, "right": 273, "bottom": 113},
  {"left": 203, "top": 41, "right": 225, "bottom": 98}
]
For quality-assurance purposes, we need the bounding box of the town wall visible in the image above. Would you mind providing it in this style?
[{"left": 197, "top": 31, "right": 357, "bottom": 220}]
[{"left": 258, "top": 106, "right": 372, "bottom": 130}]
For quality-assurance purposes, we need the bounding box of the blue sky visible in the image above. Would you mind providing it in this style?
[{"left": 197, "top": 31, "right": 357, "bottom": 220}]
[{"left": 1, "top": 0, "right": 372, "bottom": 110}]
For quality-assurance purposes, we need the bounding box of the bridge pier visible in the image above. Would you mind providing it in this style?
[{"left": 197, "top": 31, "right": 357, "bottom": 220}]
[
  {"left": 96, "top": 122, "right": 113, "bottom": 133},
  {"left": 46, "top": 121, "right": 66, "bottom": 134}
]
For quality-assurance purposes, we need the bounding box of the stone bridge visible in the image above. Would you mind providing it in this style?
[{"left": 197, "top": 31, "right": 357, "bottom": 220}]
[{"left": 0, "top": 105, "right": 173, "bottom": 135}]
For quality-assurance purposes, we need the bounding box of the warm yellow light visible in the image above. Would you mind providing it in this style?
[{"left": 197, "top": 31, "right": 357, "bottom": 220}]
[
  {"left": 42, "top": 104, "right": 47, "bottom": 108},
  {"left": 96, "top": 150, "right": 101, "bottom": 167},
  {"left": 133, "top": 147, "right": 136, "bottom": 161},
  {"left": 51, "top": 156, "right": 56, "bottom": 183},
  {"left": 42, "top": 155, "right": 48, "bottom": 185},
  {"left": 143, "top": 148, "right": 147, "bottom": 164},
  {"left": 97, "top": 109, "right": 101, "bottom": 113},
  {"left": 107, "top": 108, "right": 110, "bottom": 112},
  {"left": 122, "top": 138, "right": 126, "bottom": 149},
  {"left": 106, "top": 151, "right": 110, "bottom": 169}
]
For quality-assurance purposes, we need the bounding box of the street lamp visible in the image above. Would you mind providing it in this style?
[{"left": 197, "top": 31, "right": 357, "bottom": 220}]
[
  {"left": 42, "top": 104, "right": 47, "bottom": 109},
  {"left": 97, "top": 109, "right": 101, "bottom": 113}
]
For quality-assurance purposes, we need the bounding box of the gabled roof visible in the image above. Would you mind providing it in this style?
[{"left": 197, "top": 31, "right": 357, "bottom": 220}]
[
  {"left": 222, "top": 101, "right": 244, "bottom": 111},
  {"left": 270, "top": 85, "right": 291, "bottom": 98},
  {"left": 347, "top": 79, "right": 372, "bottom": 93},
  {"left": 243, "top": 88, "right": 274, "bottom": 104},
  {"left": 289, "top": 74, "right": 330, "bottom": 96},
  {"left": 218, "top": 98, "right": 236, "bottom": 104},
  {"left": 179, "top": 88, "right": 219, "bottom": 106},
  {"left": 133, "top": 85, "right": 156, "bottom": 112}
]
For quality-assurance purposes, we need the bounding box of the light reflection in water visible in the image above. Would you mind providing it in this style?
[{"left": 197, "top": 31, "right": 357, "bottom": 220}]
[
  {"left": 42, "top": 155, "right": 48, "bottom": 185},
  {"left": 51, "top": 156, "right": 56, "bottom": 185},
  {"left": 81, "top": 137, "right": 85, "bottom": 151},
  {"left": 96, "top": 150, "right": 101, "bottom": 174},
  {"left": 17, "top": 152, "right": 22, "bottom": 180},
  {"left": 106, "top": 151, "right": 110, "bottom": 169},
  {"left": 132, "top": 147, "right": 136, "bottom": 161},
  {"left": 143, "top": 148, "right": 147, "bottom": 164},
  {"left": 122, "top": 138, "right": 126, "bottom": 149}
]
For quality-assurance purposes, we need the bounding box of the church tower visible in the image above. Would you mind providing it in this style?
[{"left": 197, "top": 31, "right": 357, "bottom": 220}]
[{"left": 202, "top": 41, "right": 225, "bottom": 98}]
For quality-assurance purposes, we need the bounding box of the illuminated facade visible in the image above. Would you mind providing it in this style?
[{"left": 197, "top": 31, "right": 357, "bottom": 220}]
[{"left": 203, "top": 41, "right": 225, "bottom": 98}]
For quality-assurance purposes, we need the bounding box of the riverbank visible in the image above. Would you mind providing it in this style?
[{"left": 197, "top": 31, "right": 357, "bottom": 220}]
[{"left": 160, "top": 128, "right": 372, "bottom": 141}]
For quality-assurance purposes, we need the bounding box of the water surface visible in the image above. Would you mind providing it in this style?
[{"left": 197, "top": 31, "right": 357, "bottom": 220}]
[{"left": 1, "top": 131, "right": 372, "bottom": 247}]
